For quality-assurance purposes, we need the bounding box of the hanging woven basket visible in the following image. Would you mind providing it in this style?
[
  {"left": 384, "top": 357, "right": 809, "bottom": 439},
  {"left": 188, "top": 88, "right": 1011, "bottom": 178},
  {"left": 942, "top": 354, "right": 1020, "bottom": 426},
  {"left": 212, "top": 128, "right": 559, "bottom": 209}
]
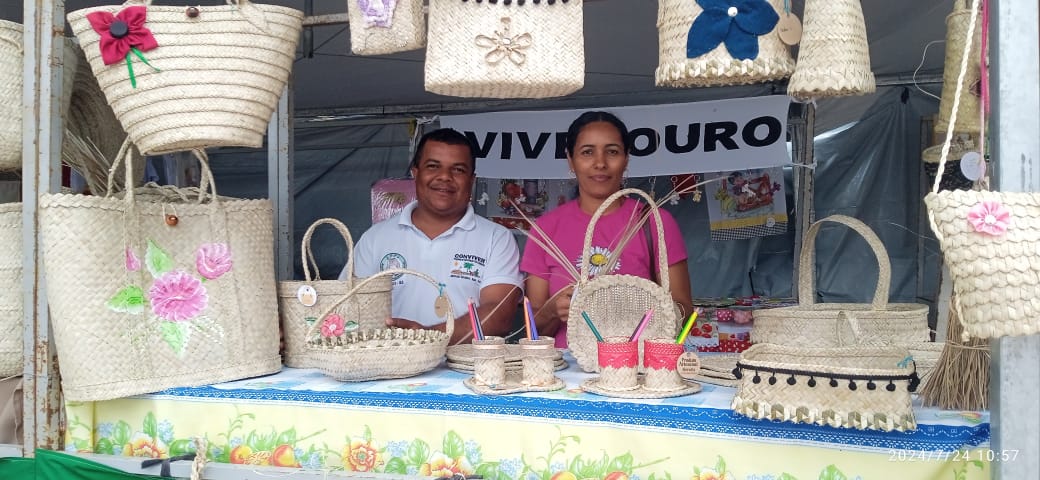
[
  {"left": 346, "top": 0, "right": 426, "bottom": 55},
  {"left": 934, "top": 3, "right": 982, "bottom": 135},
  {"left": 787, "top": 0, "right": 875, "bottom": 100}
]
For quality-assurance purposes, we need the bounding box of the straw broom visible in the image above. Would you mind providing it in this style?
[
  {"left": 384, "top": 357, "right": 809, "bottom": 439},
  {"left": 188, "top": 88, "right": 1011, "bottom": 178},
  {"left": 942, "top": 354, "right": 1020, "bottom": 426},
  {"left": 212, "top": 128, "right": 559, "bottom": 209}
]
[{"left": 918, "top": 294, "right": 990, "bottom": 410}]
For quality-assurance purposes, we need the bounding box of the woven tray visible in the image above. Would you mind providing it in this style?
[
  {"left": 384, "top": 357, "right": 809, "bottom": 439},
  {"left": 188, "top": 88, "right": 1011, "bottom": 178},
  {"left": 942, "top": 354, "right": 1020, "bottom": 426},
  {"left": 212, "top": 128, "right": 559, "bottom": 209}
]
[
  {"left": 306, "top": 269, "right": 453, "bottom": 382},
  {"left": 464, "top": 374, "right": 566, "bottom": 396},
  {"left": 580, "top": 378, "right": 702, "bottom": 399}
]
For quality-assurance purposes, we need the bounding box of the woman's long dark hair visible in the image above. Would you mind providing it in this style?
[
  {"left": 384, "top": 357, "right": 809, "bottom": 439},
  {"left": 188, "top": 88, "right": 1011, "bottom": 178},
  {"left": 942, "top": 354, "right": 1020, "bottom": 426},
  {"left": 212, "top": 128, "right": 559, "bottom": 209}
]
[{"left": 564, "top": 111, "right": 631, "bottom": 156}]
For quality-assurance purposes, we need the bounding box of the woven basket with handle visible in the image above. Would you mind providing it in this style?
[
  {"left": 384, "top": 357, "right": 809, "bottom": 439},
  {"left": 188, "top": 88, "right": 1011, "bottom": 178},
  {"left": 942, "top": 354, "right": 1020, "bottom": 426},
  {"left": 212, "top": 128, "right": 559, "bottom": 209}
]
[
  {"left": 752, "top": 215, "right": 931, "bottom": 347},
  {"left": 568, "top": 188, "right": 679, "bottom": 373},
  {"left": 732, "top": 343, "right": 920, "bottom": 432},
  {"left": 347, "top": 0, "right": 426, "bottom": 55},
  {"left": 66, "top": 0, "right": 302, "bottom": 156},
  {"left": 306, "top": 268, "right": 453, "bottom": 382},
  {"left": 277, "top": 218, "right": 391, "bottom": 368}
]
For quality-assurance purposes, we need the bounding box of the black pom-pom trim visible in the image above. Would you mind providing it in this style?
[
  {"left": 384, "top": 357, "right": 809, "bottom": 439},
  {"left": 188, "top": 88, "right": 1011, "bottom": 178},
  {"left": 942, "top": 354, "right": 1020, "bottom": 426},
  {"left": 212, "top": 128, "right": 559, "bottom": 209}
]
[
  {"left": 768, "top": 375, "right": 777, "bottom": 385},
  {"left": 808, "top": 377, "right": 817, "bottom": 387},
  {"left": 829, "top": 378, "right": 838, "bottom": 387},
  {"left": 752, "top": 374, "right": 761, "bottom": 384},
  {"left": 848, "top": 380, "right": 857, "bottom": 391},
  {"left": 886, "top": 381, "right": 896, "bottom": 392},
  {"left": 867, "top": 381, "right": 877, "bottom": 390}
]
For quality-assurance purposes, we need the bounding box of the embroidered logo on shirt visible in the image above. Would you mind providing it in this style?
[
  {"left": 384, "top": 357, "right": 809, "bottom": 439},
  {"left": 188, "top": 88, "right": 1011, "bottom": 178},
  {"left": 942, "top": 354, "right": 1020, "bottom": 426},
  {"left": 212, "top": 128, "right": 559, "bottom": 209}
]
[
  {"left": 575, "top": 246, "right": 620, "bottom": 277},
  {"left": 380, "top": 253, "right": 407, "bottom": 282},
  {"left": 450, "top": 253, "right": 486, "bottom": 283}
]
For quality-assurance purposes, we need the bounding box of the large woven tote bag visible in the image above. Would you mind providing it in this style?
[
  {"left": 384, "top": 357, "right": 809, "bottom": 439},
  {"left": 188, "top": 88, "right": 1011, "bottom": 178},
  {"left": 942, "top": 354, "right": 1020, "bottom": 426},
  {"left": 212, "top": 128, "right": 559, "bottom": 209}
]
[
  {"left": 425, "top": 0, "right": 584, "bottom": 99},
  {"left": 66, "top": 1, "right": 303, "bottom": 156},
  {"left": 569, "top": 189, "right": 679, "bottom": 373},
  {"left": 277, "top": 218, "right": 391, "bottom": 368},
  {"left": 347, "top": 0, "right": 426, "bottom": 55},
  {"left": 752, "top": 215, "right": 931, "bottom": 347},
  {"left": 39, "top": 143, "right": 281, "bottom": 401},
  {"left": 0, "top": 204, "right": 21, "bottom": 377},
  {"left": 656, "top": 0, "right": 795, "bottom": 88}
]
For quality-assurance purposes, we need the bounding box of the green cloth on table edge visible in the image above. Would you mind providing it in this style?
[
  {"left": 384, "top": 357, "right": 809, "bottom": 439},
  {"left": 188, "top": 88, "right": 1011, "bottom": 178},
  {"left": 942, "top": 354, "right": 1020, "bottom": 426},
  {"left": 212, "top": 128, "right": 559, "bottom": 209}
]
[{"left": 0, "top": 449, "right": 168, "bottom": 479}]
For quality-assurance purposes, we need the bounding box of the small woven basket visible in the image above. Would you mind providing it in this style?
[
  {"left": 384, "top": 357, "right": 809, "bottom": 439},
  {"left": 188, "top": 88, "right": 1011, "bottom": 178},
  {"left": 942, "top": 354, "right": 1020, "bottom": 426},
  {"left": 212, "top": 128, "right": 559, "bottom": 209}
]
[
  {"left": 67, "top": 0, "right": 303, "bottom": 156},
  {"left": 921, "top": 141, "right": 976, "bottom": 192},
  {"left": 752, "top": 215, "right": 931, "bottom": 347},
  {"left": 306, "top": 268, "right": 453, "bottom": 382},
  {"left": 347, "top": 0, "right": 426, "bottom": 55},
  {"left": 0, "top": 203, "right": 21, "bottom": 377},
  {"left": 569, "top": 189, "right": 679, "bottom": 373},
  {"left": 277, "top": 218, "right": 391, "bottom": 368},
  {"left": 787, "top": 0, "right": 876, "bottom": 100},
  {"left": 935, "top": 3, "right": 982, "bottom": 135},
  {"left": 655, "top": 0, "right": 794, "bottom": 88},
  {"left": 424, "top": 0, "right": 584, "bottom": 98},
  {"left": 732, "top": 343, "right": 920, "bottom": 432}
]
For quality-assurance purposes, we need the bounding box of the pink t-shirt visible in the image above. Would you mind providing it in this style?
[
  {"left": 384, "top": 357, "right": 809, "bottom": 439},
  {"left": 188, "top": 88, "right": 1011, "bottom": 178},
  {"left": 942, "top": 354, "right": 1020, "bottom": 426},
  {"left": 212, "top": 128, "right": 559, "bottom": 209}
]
[{"left": 519, "top": 198, "right": 689, "bottom": 346}]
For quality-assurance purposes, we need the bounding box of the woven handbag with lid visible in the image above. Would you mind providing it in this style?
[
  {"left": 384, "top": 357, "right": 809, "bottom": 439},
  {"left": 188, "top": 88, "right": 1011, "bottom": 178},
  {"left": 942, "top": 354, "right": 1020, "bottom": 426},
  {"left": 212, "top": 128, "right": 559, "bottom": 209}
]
[
  {"left": 732, "top": 343, "right": 920, "bottom": 432},
  {"left": 347, "top": 0, "right": 426, "bottom": 55},
  {"left": 751, "top": 215, "right": 931, "bottom": 347},
  {"left": 306, "top": 269, "right": 453, "bottom": 382},
  {"left": 656, "top": 0, "right": 794, "bottom": 88},
  {"left": 568, "top": 188, "right": 679, "bottom": 373},
  {"left": 0, "top": 203, "right": 20, "bottom": 377},
  {"left": 277, "top": 218, "right": 391, "bottom": 368},
  {"left": 425, "top": 0, "right": 584, "bottom": 99},
  {"left": 66, "top": 0, "right": 302, "bottom": 156},
  {"left": 39, "top": 142, "right": 281, "bottom": 401}
]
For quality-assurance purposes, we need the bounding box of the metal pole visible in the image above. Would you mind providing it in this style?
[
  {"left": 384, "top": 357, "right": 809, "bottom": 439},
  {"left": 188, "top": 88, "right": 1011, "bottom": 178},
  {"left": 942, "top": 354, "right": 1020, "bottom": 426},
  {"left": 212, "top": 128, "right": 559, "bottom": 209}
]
[
  {"left": 21, "top": 0, "right": 67, "bottom": 454},
  {"left": 990, "top": 0, "right": 1040, "bottom": 478},
  {"left": 268, "top": 82, "right": 294, "bottom": 281},
  {"left": 791, "top": 102, "right": 815, "bottom": 301}
]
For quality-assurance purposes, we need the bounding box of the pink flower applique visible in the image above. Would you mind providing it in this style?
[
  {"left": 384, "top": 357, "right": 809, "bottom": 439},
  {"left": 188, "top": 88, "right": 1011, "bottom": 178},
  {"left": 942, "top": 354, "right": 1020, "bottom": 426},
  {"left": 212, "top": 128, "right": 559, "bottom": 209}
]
[
  {"left": 321, "top": 314, "right": 345, "bottom": 338},
  {"left": 125, "top": 247, "right": 141, "bottom": 272},
  {"left": 196, "top": 243, "right": 233, "bottom": 280},
  {"left": 149, "top": 270, "right": 208, "bottom": 322},
  {"left": 967, "top": 200, "right": 1011, "bottom": 236}
]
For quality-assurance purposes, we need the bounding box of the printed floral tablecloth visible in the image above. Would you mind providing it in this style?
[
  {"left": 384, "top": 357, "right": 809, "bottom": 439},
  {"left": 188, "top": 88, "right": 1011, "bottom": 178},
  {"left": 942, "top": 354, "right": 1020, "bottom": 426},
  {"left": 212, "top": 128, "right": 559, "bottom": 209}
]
[{"left": 65, "top": 353, "right": 991, "bottom": 480}]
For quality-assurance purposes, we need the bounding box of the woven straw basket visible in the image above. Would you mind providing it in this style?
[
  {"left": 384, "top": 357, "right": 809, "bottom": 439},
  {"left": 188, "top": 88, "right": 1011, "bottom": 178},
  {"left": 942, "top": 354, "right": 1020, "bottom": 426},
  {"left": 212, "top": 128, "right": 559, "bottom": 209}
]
[
  {"left": 278, "top": 218, "right": 391, "bottom": 368},
  {"left": 66, "top": 1, "right": 303, "bottom": 156},
  {"left": 306, "top": 268, "right": 453, "bottom": 382},
  {"left": 655, "top": 0, "right": 794, "bottom": 88},
  {"left": 39, "top": 142, "right": 281, "bottom": 401},
  {"left": 752, "top": 215, "right": 931, "bottom": 347},
  {"left": 569, "top": 189, "right": 679, "bottom": 373},
  {"left": 935, "top": 3, "right": 981, "bottom": 135},
  {"left": 425, "top": 0, "right": 584, "bottom": 99},
  {"left": 732, "top": 343, "right": 920, "bottom": 432},
  {"left": 0, "top": 203, "right": 21, "bottom": 377},
  {"left": 787, "top": 0, "right": 875, "bottom": 100},
  {"left": 347, "top": 0, "right": 426, "bottom": 55}
]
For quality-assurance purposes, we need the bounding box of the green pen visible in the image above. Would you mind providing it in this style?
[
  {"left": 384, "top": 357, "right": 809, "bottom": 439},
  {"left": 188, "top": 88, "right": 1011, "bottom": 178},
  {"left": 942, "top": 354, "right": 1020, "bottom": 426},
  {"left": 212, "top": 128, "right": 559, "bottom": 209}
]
[{"left": 581, "top": 310, "right": 605, "bottom": 342}]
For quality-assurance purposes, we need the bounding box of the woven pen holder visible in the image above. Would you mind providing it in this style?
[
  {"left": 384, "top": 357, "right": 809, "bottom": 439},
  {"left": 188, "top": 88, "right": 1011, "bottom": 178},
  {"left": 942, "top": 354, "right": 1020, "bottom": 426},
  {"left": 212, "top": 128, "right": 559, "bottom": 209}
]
[
  {"left": 643, "top": 338, "right": 685, "bottom": 391},
  {"left": 472, "top": 337, "right": 506, "bottom": 388},
  {"left": 596, "top": 336, "right": 639, "bottom": 391},
  {"left": 519, "top": 337, "right": 556, "bottom": 387}
]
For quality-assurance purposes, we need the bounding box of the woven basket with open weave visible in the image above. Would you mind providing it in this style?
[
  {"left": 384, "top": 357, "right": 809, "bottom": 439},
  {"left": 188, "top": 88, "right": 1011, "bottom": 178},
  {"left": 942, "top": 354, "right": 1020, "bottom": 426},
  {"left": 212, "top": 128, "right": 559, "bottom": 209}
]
[
  {"left": 568, "top": 189, "right": 679, "bottom": 373},
  {"left": 752, "top": 215, "right": 931, "bottom": 347},
  {"left": 732, "top": 343, "right": 920, "bottom": 432},
  {"left": 306, "top": 268, "right": 453, "bottom": 382},
  {"left": 278, "top": 218, "right": 391, "bottom": 368}
]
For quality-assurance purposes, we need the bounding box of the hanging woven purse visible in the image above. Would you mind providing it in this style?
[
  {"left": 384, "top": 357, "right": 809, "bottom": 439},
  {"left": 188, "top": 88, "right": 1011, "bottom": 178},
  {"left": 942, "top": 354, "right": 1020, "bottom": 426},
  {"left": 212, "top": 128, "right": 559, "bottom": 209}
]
[
  {"left": 568, "top": 188, "right": 679, "bottom": 373},
  {"left": 39, "top": 141, "right": 281, "bottom": 401},
  {"left": 424, "top": 0, "right": 584, "bottom": 99},
  {"left": 656, "top": 0, "right": 795, "bottom": 88},
  {"left": 277, "top": 218, "right": 391, "bottom": 368},
  {"left": 347, "top": 0, "right": 426, "bottom": 55},
  {"left": 66, "top": 1, "right": 303, "bottom": 156}
]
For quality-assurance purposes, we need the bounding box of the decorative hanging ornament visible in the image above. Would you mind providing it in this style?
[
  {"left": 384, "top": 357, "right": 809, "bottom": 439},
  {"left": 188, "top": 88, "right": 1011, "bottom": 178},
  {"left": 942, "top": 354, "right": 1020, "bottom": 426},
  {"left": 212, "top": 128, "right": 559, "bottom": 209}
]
[
  {"left": 685, "top": 0, "right": 780, "bottom": 60},
  {"left": 86, "top": 6, "right": 160, "bottom": 88}
]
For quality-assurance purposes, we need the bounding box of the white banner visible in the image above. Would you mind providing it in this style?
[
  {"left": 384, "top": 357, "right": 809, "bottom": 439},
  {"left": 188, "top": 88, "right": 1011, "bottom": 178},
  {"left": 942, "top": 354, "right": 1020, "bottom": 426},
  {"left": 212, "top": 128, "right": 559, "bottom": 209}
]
[{"left": 440, "top": 95, "right": 792, "bottom": 179}]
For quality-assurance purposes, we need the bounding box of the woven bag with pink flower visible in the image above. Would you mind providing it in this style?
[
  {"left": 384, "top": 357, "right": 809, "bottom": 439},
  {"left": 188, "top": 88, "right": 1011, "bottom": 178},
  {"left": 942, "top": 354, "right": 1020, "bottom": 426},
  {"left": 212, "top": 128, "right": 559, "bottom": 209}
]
[{"left": 39, "top": 141, "right": 281, "bottom": 401}]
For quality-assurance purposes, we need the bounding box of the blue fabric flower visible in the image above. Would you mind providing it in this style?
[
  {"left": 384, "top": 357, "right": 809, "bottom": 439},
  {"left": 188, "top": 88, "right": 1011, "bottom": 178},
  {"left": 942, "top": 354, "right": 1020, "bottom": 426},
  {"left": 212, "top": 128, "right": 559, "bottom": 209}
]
[{"left": 686, "top": 0, "right": 780, "bottom": 60}]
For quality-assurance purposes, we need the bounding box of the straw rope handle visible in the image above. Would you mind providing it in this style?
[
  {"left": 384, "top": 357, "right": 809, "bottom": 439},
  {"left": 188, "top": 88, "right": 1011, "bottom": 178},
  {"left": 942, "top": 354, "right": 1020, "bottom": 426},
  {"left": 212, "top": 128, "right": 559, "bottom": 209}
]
[
  {"left": 103, "top": 140, "right": 219, "bottom": 206},
  {"left": 579, "top": 188, "right": 670, "bottom": 293},
  {"left": 305, "top": 268, "right": 455, "bottom": 340},
  {"left": 300, "top": 218, "right": 355, "bottom": 284},
  {"left": 798, "top": 215, "right": 891, "bottom": 309}
]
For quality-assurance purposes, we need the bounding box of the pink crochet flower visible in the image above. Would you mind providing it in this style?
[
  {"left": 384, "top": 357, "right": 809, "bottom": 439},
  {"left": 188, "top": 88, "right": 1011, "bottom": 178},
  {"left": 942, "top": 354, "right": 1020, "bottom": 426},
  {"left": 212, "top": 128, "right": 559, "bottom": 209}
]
[
  {"left": 321, "top": 314, "right": 345, "bottom": 338},
  {"left": 125, "top": 247, "right": 141, "bottom": 272},
  {"left": 967, "top": 200, "right": 1010, "bottom": 236},
  {"left": 149, "top": 270, "right": 208, "bottom": 322},
  {"left": 196, "top": 243, "right": 233, "bottom": 280}
]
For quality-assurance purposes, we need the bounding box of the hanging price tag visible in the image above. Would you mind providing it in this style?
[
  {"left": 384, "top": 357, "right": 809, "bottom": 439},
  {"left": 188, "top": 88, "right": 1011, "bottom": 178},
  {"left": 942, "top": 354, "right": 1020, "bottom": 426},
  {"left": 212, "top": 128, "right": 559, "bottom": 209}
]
[
  {"left": 960, "top": 151, "right": 986, "bottom": 181},
  {"left": 434, "top": 295, "right": 451, "bottom": 319},
  {"left": 777, "top": 14, "right": 803, "bottom": 46},
  {"left": 297, "top": 285, "right": 317, "bottom": 307}
]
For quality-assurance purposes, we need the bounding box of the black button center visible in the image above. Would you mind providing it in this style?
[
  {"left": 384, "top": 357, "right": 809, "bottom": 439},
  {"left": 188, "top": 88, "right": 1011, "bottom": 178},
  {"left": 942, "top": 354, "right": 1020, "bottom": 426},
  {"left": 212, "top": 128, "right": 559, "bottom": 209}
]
[{"left": 109, "top": 20, "right": 129, "bottom": 39}]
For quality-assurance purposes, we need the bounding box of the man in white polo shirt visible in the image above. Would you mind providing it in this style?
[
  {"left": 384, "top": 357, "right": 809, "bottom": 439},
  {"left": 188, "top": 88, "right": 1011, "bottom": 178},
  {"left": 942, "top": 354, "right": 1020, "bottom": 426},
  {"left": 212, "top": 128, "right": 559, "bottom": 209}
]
[{"left": 341, "top": 128, "right": 523, "bottom": 344}]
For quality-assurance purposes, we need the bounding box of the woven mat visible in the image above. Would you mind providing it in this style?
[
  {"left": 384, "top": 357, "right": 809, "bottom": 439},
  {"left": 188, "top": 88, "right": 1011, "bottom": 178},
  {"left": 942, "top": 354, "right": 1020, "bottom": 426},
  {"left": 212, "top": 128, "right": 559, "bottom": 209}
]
[
  {"left": 447, "top": 358, "right": 568, "bottom": 374},
  {"left": 463, "top": 375, "right": 566, "bottom": 396},
  {"left": 447, "top": 344, "right": 563, "bottom": 364},
  {"left": 580, "top": 378, "right": 702, "bottom": 399}
]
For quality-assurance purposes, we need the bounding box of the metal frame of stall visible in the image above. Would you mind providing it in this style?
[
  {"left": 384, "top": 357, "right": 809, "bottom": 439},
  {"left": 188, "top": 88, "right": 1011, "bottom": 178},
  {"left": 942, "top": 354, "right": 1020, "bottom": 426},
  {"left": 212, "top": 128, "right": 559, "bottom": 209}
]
[{"left": 8, "top": 1, "right": 1040, "bottom": 480}]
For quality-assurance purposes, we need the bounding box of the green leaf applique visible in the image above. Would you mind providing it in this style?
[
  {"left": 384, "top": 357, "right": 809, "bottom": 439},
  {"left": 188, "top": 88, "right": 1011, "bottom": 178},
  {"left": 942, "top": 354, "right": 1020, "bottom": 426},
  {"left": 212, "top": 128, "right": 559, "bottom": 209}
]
[
  {"left": 145, "top": 239, "right": 174, "bottom": 278},
  {"left": 160, "top": 320, "right": 190, "bottom": 356},
  {"left": 106, "top": 285, "right": 147, "bottom": 314}
]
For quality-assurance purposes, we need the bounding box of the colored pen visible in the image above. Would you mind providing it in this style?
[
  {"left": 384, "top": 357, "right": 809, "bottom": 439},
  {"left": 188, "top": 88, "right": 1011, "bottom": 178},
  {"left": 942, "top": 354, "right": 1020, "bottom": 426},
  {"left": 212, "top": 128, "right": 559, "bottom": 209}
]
[
  {"left": 629, "top": 307, "right": 655, "bottom": 342},
  {"left": 676, "top": 310, "right": 699, "bottom": 345},
  {"left": 581, "top": 311, "right": 604, "bottom": 342}
]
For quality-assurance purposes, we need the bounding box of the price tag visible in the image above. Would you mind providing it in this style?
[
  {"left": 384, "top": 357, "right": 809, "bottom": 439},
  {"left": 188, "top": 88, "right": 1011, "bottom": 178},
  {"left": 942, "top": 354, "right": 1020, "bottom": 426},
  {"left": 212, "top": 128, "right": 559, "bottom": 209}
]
[
  {"left": 297, "top": 285, "right": 317, "bottom": 307},
  {"left": 960, "top": 151, "right": 985, "bottom": 181},
  {"left": 677, "top": 352, "right": 702, "bottom": 380},
  {"left": 434, "top": 295, "right": 451, "bottom": 319},
  {"left": 777, "top": 14, "right": 802, "bottom": 46}
]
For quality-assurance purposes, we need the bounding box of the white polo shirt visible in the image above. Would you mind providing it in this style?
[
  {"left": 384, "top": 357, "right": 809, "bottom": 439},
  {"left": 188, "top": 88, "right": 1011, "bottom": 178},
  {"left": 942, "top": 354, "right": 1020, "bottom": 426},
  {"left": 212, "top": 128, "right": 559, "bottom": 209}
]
[{"left": 340, "top": 201, "right": 524, "bottom": 327}]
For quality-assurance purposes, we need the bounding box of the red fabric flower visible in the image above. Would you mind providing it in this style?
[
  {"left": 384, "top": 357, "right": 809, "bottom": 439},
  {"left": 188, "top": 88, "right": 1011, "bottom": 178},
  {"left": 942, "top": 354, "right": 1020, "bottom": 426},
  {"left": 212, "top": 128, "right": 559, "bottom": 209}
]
[{"left": 86, "top": 6, "right": 158, "bottom": 66}]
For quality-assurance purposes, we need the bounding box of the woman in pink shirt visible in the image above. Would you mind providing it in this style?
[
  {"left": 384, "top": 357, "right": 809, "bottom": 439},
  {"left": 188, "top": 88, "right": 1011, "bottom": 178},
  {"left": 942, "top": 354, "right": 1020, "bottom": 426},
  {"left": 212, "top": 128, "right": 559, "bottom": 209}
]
[{"left": 520, "top": 111, "right": 693, "bottom": 347}]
